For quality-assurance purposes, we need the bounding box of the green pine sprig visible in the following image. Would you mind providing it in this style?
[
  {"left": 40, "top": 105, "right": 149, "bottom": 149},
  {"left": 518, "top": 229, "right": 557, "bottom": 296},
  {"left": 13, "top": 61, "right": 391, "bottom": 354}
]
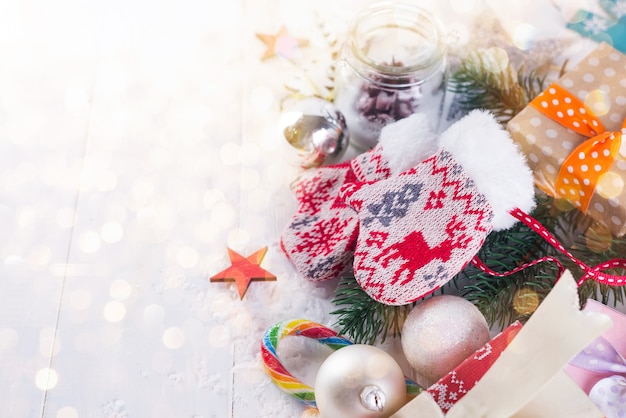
[
  {"left": 330, "top": 275, "right": 415, "bottom": 345},
  {"left": 448, "top": 50, "right": 547, "bottom": 124}
]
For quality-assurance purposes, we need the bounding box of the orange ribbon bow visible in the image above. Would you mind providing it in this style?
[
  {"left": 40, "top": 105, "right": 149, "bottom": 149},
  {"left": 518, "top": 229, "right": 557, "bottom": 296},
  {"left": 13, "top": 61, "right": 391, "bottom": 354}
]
[{"left": 530, "top": 83, "right": 625, "bottom": 213}]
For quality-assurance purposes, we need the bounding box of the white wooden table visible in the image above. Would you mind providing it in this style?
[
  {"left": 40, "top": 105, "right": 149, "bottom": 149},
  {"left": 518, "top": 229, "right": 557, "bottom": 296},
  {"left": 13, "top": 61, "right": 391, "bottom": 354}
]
[{"left": 0, "top": 0, "right": 609, "bottom": 416}]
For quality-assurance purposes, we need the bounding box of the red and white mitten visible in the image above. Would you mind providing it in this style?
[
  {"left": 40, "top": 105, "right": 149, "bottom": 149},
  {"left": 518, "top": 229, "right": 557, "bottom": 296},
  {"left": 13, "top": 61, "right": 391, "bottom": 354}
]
[
  {"left": 341, "top": 110, "right": 536, "bottom": 304},
  {"left": 280, "top": 113, "right": 438, "bottom": 282}
]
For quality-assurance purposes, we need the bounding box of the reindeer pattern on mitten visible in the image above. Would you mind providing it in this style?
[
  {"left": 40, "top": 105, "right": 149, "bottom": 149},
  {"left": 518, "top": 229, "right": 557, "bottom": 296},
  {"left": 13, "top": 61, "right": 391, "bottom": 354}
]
[{"left": 341, "top": 150, "right": 494, "bottom": 305}]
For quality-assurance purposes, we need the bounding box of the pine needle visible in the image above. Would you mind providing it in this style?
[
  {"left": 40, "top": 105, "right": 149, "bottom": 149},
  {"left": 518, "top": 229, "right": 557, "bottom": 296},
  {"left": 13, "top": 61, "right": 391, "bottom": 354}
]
[
  {"left": 448, "top": 49, "right": 546, "bottom": 124},
  {"left": 330, "top": 275, "right": 414, "bottom": 345}
]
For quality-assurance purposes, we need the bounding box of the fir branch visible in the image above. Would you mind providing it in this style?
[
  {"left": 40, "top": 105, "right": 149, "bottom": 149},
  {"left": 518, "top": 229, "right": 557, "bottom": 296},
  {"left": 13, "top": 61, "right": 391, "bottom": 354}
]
[
  {"left": 448, "top": 50, "right": 546, "bottom": 124},
  {"left": 455, "top": 191, "right": 626, "bottom": 328},
  {"left": 451, "top": 199, "right": 560, "bottom": 329},
  {"left": 330, "top": 275, "right": 414, "bottom": 345},
  {"left": 545, "top": 199, "right": 626, "bottom": 305}
]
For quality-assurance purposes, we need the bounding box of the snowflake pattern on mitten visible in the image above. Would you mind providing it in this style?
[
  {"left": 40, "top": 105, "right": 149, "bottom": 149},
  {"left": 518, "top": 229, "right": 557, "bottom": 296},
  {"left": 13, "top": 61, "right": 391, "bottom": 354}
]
[
  {"left": 280, "top": 147, "right": 392, "bottom": 281},
  {"left": 340, "top": 150, "right": 494, "bottom": 305}
]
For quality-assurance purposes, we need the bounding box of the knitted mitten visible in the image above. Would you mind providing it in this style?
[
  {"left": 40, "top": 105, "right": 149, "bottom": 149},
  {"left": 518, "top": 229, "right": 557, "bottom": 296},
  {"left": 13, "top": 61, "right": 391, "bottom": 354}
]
[
  {"left": 340, "top": 150, "right": 494, "bottom": 305},
  {"left": 340, "top": 109, "right": 536, "bottom": 304},
  {"left": 280, "top": 113, "right": 438, "bottom": 281}
]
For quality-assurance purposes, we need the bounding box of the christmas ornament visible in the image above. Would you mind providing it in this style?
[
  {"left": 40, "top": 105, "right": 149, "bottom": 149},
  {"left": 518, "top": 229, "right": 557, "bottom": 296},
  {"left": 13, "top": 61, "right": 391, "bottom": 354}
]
[
  {"left": 400, "top": 294, "right": 491, "bottom": 385},
  {"left": 571, "top": 335, "right": 626, "bottom": 417},
  {"left": 260, "top": 319, "right": 420, "bottom": 412},
  {"left": 280, "top": 112, "right": 437, "bottom": 282},
  {"left": 278, "top": 97, "right": 350, "bottom": 168},
  {"left": 589, "top": 375, "right": 626, "bottom": 418},
  {"left": 256, "top": 26, "right": 309, "bottom": 61},
  {"left": 209, "top": 247, "right": 276, "bottom": 299},
  {"left": 315, "top": 344, "right": 407, "bottom": 418},
  {"left": 566, "top": 299, "right": 626, "bottom": 399},
  {"left": 339, "top": 109, "right": 535, "bottom": 305}
]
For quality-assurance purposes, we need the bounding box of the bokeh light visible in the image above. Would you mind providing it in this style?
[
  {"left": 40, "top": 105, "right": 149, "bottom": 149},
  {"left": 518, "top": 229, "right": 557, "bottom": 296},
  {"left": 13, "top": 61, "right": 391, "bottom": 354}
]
[
  {"left": 596, "top": 171, "right": 624, "bottom": 200},
  {"left": 35, "top": 368, "right": 58, "bottom": 390},
  {"left": 103, "top": 301, "right": 126, "bottom": 322},
  {"left": 584, "top": 89, "right": 611, "bottom": 116},
  {"left": 512, "top": 288, "right": 539, "bottom": 316},
  {"left": 512, "top": 23, "right": 537, "bottom": 50},
  {"left": 163, "top": 327, "right": 185, "bottom": 349},
  {"left": 79, "top": 230, "right": 101, "bottom": 253},
  {"left": 481, "top": 47, "right": 510, "bottom": 74},
  {"left": 101, "top": 221, "right": 124, "bottom": 243}
]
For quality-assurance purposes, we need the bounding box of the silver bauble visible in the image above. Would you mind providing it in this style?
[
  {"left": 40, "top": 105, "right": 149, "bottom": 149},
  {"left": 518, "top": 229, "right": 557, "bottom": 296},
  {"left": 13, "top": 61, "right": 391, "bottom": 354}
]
[
  {"left": 314, "top": 344, "right": 406, "bottom": 418},
  {"left": 279, "top": 97, "right": 350, "bottom": 168}
]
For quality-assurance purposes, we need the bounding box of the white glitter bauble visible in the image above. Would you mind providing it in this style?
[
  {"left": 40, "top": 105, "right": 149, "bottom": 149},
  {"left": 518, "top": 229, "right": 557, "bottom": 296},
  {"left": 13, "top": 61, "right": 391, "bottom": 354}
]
[
  {"left": 314, "top": 344, "right": 406, "bottom": 418},
  {"left": 401, "top": 295, "right": 490, "bottom": 386}
]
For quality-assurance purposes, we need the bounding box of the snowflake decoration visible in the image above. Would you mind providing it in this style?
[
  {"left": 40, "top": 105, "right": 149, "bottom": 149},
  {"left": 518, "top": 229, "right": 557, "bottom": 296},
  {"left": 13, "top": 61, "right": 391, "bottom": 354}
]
[{"left": 583, "top": 14, "right": 611, "bottom": 33}]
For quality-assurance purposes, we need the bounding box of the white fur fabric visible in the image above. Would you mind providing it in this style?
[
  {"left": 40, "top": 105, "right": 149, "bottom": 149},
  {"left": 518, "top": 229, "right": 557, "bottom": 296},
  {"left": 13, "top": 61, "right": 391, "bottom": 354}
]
[
  {"left": 378, "top": 113, "right": 439, "bottom": 175},
  {"left": 438, "top": 109, "right": 536, "bottom": 231}
]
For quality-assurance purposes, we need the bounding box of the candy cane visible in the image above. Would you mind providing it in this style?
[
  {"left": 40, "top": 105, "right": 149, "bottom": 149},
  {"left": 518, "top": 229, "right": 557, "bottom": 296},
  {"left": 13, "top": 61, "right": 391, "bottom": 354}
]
[{"left": 260, "top": 318, "right": 421, "bottom": 410}]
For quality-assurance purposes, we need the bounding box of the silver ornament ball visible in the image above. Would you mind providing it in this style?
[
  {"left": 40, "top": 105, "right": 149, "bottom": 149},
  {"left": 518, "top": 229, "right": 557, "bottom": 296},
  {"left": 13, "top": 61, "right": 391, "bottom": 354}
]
[
  {"left": 279, "top": 97, "right": 350, "bottom": 168},
  {"left": 401, "top": 295, "right": 491, "bottom": 387},
  {"left": 314, "top": 344, "right": 406, "bottom": 418}
]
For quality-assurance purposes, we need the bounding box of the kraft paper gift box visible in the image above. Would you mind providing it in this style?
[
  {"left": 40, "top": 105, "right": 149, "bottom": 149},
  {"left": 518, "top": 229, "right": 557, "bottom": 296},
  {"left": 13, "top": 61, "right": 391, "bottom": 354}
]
[{"left": 507, "top": 42, "right": 626, "bottom": 237}]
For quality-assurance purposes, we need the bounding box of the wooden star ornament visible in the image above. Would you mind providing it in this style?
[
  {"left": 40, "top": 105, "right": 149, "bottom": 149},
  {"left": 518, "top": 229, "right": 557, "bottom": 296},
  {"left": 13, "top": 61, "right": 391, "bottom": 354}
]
[
  {"left": 256, "top": 26, "right": 309, "bottom": 61},
  {"left": 210, "top": 247, "right": 276, "bottom": 299}
]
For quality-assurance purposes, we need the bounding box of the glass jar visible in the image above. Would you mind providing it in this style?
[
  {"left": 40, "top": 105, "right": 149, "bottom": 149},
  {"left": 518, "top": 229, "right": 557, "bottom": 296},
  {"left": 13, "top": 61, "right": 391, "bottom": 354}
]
[{"left": 333, "top": 1, "right": 449, "bottom": 151}]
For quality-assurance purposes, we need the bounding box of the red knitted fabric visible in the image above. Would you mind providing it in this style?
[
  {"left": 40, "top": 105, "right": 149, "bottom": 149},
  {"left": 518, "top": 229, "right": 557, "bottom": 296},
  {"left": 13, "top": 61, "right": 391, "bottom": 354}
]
[
  {"left": 427, "top": 321, "right": 523, "bottom": 412},
  {"left": 280, "top": 145, "right": 392, "bottom": 281},
  {"left": 340, "top": 150, "right": 494, "bottom": 305}
]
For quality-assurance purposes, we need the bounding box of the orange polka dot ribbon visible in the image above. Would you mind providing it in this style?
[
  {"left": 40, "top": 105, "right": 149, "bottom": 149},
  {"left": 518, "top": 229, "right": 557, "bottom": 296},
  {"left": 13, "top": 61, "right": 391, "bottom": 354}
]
[{"left": 529, "top": 83, "right": 626, "bottom": 213}]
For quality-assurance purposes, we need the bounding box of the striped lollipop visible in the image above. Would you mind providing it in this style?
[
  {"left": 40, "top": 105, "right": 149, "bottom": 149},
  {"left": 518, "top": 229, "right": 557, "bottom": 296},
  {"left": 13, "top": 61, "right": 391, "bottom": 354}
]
[{"left": 260, "top": 318, "right": 421, "bottom": 410}]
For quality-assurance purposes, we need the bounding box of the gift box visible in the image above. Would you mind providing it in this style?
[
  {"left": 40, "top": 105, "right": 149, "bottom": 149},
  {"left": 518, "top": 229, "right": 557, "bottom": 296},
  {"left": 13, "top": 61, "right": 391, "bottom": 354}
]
[
  {"left": 507, "top": 42, "right": 626, "bottom": 237},
  {"left": 565, "top": 299, "right": 626, "bottom": 394}
]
